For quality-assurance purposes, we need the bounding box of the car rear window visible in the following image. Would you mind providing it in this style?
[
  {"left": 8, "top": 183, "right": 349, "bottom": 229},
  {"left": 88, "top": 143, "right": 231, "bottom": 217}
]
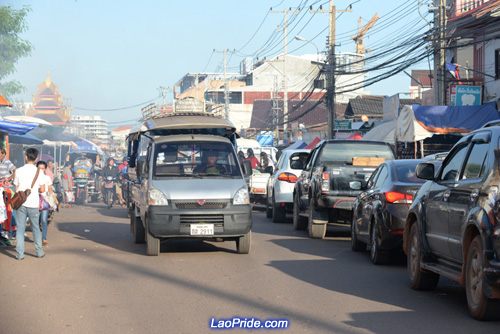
[
  {"left": 316, "top": 142, "right": 395, "bottom": 166},
  {"left": 395, "top": 165, "right": 425, "bottom": 183}
]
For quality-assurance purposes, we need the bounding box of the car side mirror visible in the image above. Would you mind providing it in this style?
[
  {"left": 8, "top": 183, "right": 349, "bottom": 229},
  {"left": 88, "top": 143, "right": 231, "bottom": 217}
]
[
  {"left": 349, "top": 181, "right": 362, "bottom": 190},
  {"left": 415, "top": 163, "right": 435, "bottom": 180},
  {"left": 290, "top": 160, "right": 305, "bottom": 170},
  {"left": 241, "top": 160, "right": 252, "bottom": 177}
]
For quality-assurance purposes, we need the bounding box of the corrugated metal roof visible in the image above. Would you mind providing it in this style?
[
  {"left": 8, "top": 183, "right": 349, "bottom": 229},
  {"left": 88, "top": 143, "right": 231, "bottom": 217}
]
[
  {"left": 249, "top": 99, "right": 347, "bottom": 129},
  {"left": 345, "top": 96, "right": 422, "bottom": 119}
]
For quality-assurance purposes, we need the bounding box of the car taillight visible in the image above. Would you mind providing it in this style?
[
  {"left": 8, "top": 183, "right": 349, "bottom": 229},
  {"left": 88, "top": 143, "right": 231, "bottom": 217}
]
[
  {"left": 385, "top": 191, "right": 412, "bottom": 204},
  {"left": 321, "top": 172, "right": 330, "bottom": 192},
  {"left": 278, "top": 172, "right": 298, "bottom": 183}
]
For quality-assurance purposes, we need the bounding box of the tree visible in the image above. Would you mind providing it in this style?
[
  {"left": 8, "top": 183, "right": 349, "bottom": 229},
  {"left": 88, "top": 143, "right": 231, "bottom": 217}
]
[{"left": 0, "top": 6, "right": 33, "bottom": 99}]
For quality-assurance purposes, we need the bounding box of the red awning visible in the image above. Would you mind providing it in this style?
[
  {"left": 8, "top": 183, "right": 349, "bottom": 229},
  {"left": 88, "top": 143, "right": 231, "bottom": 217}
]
[{"left": 0, "top": 93, "right": 12, "bottom": 107}]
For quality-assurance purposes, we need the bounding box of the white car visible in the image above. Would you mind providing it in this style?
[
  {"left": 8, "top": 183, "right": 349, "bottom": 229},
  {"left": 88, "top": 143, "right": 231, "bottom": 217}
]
[{"left": 266, "top": 149, "right": 310, "bottom": 223}]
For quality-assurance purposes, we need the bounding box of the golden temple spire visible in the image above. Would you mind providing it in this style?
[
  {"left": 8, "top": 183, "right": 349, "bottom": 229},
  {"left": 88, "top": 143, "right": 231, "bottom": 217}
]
[{"left": 45, "top": 70, "right": 52, "bottom": 87}]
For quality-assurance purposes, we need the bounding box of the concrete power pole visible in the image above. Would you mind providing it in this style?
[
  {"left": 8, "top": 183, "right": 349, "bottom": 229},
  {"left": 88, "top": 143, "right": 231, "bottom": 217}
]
[
  {"left": 311, "top": 1, "right": 351, "bottom": 139},
  {"left": 433, "top": 0, "right": 447, "bottom": 105},
  {"left": 271, "top": 7, "right": 300, "bottom": 144},
  {"left": 214, "top": 49, "right": 236, "bottom": 119}
]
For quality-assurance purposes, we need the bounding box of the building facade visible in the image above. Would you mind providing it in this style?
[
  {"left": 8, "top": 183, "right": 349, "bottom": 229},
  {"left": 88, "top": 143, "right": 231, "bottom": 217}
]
[{"left": 70, "top": 115, "right": 108, "bottom": 140}]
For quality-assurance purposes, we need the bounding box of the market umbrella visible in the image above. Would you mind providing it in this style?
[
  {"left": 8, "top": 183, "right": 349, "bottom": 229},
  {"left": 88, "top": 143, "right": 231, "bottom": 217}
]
[
  {"left": 0, "top": 120, "right": 38, "bottom": 135},
  {"left": 8, "top": 132, "right": 43, "bottom": 145}
]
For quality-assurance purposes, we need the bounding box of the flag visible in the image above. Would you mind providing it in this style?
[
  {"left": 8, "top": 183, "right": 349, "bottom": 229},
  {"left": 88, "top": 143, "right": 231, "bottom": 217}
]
[{"left": 446, "top": 62, "right": 461, "bottom": 80}]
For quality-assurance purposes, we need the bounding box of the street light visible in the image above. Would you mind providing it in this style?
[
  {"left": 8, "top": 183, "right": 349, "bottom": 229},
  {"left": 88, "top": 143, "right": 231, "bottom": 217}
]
[
  {"left": 294, "top": 35, "right": 322, "bottom": 80},
  {"left": 295, "top": 35, "right": 320, "bottom": 63}
]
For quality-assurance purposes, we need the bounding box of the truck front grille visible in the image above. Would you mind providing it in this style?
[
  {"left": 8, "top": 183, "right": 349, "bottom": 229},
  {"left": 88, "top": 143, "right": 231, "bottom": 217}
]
[
  {"left": 180, "top": 214, "right": 224, "bottom": 225},
  {"left": 175, "top": 202, "right": 227, "bottom": 209}
]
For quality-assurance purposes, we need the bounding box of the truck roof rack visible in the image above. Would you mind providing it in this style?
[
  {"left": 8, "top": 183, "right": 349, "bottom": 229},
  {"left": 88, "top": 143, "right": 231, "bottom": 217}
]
[{"left": 140, "top": 103, "right": 223, "bottom": 122}]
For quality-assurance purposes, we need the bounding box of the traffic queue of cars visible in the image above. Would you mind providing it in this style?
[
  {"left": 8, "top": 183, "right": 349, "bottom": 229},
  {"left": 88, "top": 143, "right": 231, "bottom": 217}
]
[{"left": 265, "top": 134, "right": 500, "bottom": 321}]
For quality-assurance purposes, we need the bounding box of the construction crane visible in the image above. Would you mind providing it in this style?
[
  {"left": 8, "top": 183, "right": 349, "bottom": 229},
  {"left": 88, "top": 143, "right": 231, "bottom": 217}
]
[{"left": 351, "top": 13, "right": 380, "bottom": 54}]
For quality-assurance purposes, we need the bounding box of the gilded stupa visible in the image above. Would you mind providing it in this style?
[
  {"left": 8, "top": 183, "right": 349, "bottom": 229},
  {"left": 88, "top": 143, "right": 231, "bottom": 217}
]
[{"left": 26, "top": 72, "right": 72, "bottom": 125}]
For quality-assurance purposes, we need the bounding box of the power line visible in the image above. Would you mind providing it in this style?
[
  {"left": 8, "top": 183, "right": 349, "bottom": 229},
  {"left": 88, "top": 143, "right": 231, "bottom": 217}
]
[{"left": 73, "top": 96, "right": 160, "bottom": 112}]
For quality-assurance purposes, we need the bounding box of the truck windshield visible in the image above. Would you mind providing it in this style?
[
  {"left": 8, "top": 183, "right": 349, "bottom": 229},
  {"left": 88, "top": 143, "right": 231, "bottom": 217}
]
[
  {"left": 153, "top": 141, "right": 241, "bottom": 178},
  {"left": 317, "top": 142, "right": 395, "bottom": 165}
]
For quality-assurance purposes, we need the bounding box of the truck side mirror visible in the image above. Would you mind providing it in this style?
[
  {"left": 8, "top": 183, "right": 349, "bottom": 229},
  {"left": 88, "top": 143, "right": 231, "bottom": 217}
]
[
  {"left": 137, "top": 160, "right": 148, "bottom": 178},
  {"left": 241, "top": 160, "right": 252, "bottom": 176}
]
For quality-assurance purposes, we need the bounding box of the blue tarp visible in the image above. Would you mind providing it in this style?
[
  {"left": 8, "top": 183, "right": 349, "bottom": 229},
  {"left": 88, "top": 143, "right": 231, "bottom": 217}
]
[
  {"left": 0, "top": 121, "right": 38, "bottom": 135},
  {"left": 284, "top": 140, "right": 308, "bottom": 150},
  {"left": 413, "top": 102, "right": 499, "bottom": 133},
  {"left": 8, "top": 132, "right": 43, "bottom": 145}
]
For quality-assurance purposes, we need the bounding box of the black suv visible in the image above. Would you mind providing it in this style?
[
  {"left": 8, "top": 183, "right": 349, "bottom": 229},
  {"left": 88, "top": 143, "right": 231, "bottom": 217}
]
[{"left": 404, "top": 128, "right": 500, "bottom": 320}]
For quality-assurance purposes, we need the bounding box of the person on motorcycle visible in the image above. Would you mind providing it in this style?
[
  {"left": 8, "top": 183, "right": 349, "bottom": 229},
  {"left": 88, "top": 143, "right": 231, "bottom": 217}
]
[{"left": 101, "top": 158, "right": 125, "bottom": 206}]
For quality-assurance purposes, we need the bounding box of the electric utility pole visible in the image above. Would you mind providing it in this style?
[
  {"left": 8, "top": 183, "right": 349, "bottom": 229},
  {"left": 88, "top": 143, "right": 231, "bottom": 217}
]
[
  {"left": 433, "top": 0, "right": 447, "bottom": 105},
  {"left": 214, "top": 49, "right": 236, "bottom": 119},
  {"left": 271, "top": 7, "right": 300, "bottom": 144},
  {"left": 311, "top": 1, "right": 351, "bottom": 139}
]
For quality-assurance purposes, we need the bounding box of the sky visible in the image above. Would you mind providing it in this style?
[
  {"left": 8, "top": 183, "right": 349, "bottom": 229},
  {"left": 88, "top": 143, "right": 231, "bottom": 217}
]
[{"left": 3, "top": 0, "right": 433, "bottom": 128}]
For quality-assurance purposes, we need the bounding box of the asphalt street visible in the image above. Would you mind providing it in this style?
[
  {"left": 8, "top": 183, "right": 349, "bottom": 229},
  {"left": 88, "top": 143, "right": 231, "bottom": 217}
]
[{"left": 1, "top": 203, "right": 499, "bottom": 333}]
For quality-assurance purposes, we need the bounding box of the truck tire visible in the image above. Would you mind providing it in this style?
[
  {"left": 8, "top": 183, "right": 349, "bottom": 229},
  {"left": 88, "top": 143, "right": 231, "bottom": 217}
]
[
  {"left": 133, "top": 213, "right": 145, "bottom": 244},
  {"left": 265, "top": 193, "right": 272, "bottom": 218},
  {"left": 272, "top": 196, "right": 286, "bottom": 223},
  {"left": 370, "top": 221, "right": 390, "bottom": 265},
  {"left": 407, "top": 223, "right": 439, "bottom": 290},
  {"left": 351, "top": 216, "right": 365, "bottom": 251},
  {"left": 293, "top": 195, "right": 307, "bottom": 230},
  {"left": 308, "top": 198, "right": 327, "bottom": 239},
  {"left": 236, "top": 231, "right": 251, "bottom": 254},
  {"left": 465, "top": 235, "right": 500, "bottom": 320},
  {"left": 146, "top": 217, "right": 160, "bottom": 256}
]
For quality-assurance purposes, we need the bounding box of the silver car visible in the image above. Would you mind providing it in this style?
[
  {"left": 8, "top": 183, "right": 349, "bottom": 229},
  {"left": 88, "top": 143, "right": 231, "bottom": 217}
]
[{"left": 265, "top": 149, "right": 310, "bottom": 223}]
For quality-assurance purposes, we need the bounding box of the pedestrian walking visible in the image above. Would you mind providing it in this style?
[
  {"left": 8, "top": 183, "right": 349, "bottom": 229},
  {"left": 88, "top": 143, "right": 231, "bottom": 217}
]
[
  {"left": 13, "top": 148, "right": 46, "bottom": 260},
  {"left": 45, "top": 160, "right": 54, "bottom": 182},
  {"left": 0, "top": 147, "right": 17, "bottom": 242},
  {"left": 37, "top": 161, "right": 53, "bottom": 245},
  {"left": 62, "top": 161, "right": 74, "bottom": 208},
  {"left": 0, "top": 147, "right": 16, "bottom": 182}
]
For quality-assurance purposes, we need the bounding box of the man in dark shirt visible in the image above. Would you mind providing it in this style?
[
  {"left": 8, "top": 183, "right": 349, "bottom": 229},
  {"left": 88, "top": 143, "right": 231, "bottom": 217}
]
[{"left": 102, "top": 158, "right": 124, "bottom": 205}]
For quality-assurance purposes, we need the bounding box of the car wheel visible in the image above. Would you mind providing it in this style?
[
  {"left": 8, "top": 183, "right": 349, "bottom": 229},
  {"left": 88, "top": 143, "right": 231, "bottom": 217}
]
[
  {"left": 308, "top": 197, "right": 327, "bottom": 239},
  {"left": 351, "top": 216, "right": 366, "bottom": 252},
  {"left": 465, "top": 235, "right": 500, "bottom": 320},
  {"left": 132, "top": 212, "right": 145, "bottom": 244},
  {"left": 145, "top": 217, "right": 160, "bottom": 256},
  {"left": 293, "top": 195, "right": 307, "bottom": 230},
  {"left": 236, "top": 231, "right": 251, "bottom": 254},
  {"left": 265, "top": 191, "right": 272, "bottom": 219},
  {"left": 407, "top": 223, "right": 439, "bottom": 290},
  {"left": 370, "top": 221, "right": 390, "bottom": 265},
  {"left": 272, "top": 195, "right": 287, "bottom": 223}
]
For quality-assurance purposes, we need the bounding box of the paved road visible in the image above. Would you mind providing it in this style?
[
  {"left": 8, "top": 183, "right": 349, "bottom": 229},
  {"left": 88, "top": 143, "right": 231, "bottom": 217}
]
[{"left": 1, "top": 203, "right": 498, "bottom": 333}]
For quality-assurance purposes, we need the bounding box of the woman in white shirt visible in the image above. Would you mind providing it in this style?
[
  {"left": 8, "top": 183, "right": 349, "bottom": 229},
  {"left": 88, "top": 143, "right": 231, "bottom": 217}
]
[{"left": 37, "top": 161, "right": 53, "bottom": 245}]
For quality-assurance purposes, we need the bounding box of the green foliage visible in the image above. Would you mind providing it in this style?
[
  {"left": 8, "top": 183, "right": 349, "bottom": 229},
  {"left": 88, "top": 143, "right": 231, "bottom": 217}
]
[{"left": 0, "top": 5, "right": 33, "bottom": 98}]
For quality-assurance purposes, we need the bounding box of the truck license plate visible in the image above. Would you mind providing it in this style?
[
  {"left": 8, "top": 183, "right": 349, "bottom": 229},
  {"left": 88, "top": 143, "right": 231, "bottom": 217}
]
[{"left": 190, "top": 224, "right": 214, "bottom": 236}]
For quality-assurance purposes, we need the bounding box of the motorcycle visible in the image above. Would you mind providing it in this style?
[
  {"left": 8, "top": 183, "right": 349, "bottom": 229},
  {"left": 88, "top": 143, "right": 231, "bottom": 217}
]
[{"left": 103, "top": 176, "right": 116, "bottom": 209}]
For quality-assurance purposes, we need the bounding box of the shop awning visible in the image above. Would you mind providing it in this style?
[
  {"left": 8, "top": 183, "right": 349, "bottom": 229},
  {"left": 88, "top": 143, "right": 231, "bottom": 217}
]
[
  {"left": 0, "top": 120, "right": 38, "bottom": 135},
  {"left": 0, "top": 93, "right": 12, "bottom": 107}
]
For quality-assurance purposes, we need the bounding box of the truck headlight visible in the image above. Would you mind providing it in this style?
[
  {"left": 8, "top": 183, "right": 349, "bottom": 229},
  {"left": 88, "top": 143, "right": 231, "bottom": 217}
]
[
  {"left": 149, "top": 187, "right": 168, "bottom": 206},
  {"left": 233, "top": 186, "right": 249, "bottom": 205}
]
